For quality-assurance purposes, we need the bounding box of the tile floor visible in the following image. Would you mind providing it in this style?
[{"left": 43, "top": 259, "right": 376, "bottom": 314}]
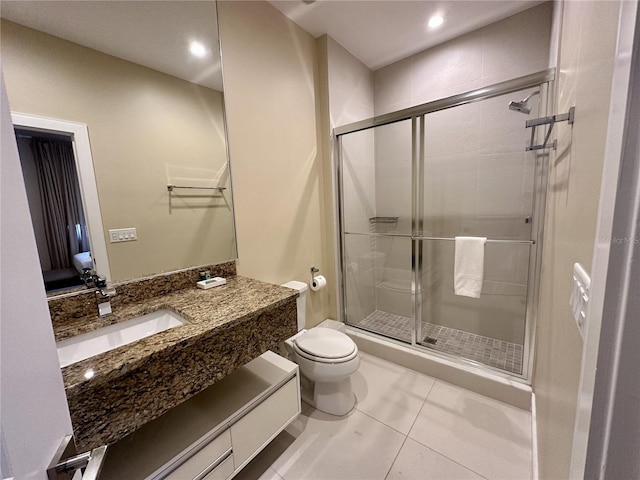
[
  {"left": 234, "top": 352, "right": 533, "bottom": 480},
  {"left": 355, "top": 310, "right": 524, "bottom": 374}
]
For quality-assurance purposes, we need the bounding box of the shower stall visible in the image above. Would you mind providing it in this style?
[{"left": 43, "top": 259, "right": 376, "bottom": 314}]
[{"left": 336, "top": 70, "right": 553, "bottom": 381}]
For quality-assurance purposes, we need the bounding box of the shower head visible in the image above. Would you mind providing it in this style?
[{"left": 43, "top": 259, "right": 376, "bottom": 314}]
[
  {"left": 508, "top": 100, "right": 532, "bottom": 114},
  {"left": 508, "top": 90, "right": 540, "bottom": 114}
]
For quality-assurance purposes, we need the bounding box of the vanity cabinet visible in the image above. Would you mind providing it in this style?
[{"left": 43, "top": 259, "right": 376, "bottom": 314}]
[
  {"left": 166, "top": 430, "right": 233, "bottom": 480},
  {"left": 100, "top": 351, "right": 300, "bottom": 480}
]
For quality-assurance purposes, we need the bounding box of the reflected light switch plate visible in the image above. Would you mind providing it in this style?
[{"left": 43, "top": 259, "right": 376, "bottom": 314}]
[
  {"left": 109, "top": 228, "right": 137, "bottom": 243},
  {"left": 570, "top": 263, "right": 590, "bottom": 338}
]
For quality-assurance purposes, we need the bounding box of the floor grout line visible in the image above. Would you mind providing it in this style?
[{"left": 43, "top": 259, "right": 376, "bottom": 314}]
[
  {"left": 406, "top": 436, "right": 492, "bottom": 480},
  {"left": 354, "top": 405, "right": 413, "bottom": 438},
  {"left": 383, "top": 435, "right": 409, "bottom": 480}
]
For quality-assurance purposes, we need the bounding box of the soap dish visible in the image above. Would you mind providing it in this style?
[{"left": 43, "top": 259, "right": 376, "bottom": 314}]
[{"left": 197, "top": 277, "right": 227, "bottom": 289}]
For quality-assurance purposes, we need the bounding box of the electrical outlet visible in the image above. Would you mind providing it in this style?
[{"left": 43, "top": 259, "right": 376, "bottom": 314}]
[
  {"left": 108, "top": 228, "right": 137, "bottom": 243},
  {"left": 570, "top": 263, "right": 590, "bottom": 337}
]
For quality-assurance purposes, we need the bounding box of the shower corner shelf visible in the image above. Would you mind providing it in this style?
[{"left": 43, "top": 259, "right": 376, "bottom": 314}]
[{"left": 525, "top": 106, "right": 575, "bottom": 151}]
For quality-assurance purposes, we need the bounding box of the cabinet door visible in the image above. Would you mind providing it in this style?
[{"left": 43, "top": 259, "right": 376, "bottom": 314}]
[
  {"left": 230, "top": 377, "right": 300, "bottom": 469},
  {"left": 166, "top": 429, "right": 231, "bottom": 480}
]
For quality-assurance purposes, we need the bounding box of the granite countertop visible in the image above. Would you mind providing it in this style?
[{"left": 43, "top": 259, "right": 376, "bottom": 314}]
[
  {"left": 58, "top": 275, "right": 298, "bottom": 392},
  {"left": 54, "top": 265, "right": 301, "bottom": 450}
]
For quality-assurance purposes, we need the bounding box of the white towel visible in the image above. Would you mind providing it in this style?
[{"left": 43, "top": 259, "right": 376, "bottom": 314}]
[{"left": 454, "top": 236, "right": 487, "bottom": 298}]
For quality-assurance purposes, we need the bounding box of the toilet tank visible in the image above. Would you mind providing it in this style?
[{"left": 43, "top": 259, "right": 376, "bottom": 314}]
[{"left": 281, "top": 281, "right": 308, "bottom": 331}]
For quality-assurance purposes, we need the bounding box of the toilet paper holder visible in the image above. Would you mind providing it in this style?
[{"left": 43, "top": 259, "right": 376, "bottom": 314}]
[{"left": 309, "top": 266, "right": 328, "bottom": 292}]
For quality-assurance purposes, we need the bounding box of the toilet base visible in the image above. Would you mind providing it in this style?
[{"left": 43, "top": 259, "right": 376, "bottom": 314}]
[{"left": 309, "top": 376, "right": 356, "bottom": 416}]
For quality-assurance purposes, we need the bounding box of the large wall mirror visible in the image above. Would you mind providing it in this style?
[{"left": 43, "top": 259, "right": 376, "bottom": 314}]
[{"left": 1, "top": 0, "right": 236, "bottom": 294}]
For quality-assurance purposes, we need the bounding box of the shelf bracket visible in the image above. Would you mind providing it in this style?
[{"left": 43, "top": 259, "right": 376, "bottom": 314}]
[{"left": 525, "top": 106, "right": 575, "bottom": 151}]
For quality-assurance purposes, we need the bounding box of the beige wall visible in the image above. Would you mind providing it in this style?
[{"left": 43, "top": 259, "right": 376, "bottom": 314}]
[
  {"left": 534, "top": 1, "right": 622, "bottom": 478},
  {"left": 1, "top": 20, "right": 234, "bottom": 282},
  {"left": 217, "top": 1, "right": 333, "bottom": 327}
]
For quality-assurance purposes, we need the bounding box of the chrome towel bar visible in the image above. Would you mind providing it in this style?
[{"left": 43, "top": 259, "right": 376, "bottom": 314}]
[{"left": 344, "top": 231, "right": 535, "bottom": 245}]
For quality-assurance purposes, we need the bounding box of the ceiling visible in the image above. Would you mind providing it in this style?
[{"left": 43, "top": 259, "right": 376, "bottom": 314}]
[
  {"left": 0, "top": 1, "right": 223, "bottom": 91},
  {"left": 1, "top": 0, "right": 543, "bottom": 90},
  {"left": 268, "top": 0, "right": 543, "bottom": 70}
]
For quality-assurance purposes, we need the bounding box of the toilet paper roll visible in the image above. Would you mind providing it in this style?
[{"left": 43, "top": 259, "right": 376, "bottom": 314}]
[{"left": 310, "top": 275, "right": 327, "bottom": 292}]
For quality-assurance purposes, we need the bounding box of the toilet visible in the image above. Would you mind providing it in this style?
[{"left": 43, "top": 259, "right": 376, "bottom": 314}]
[{"left": 281, "top": 281, "right": 360, "bottom": 416}]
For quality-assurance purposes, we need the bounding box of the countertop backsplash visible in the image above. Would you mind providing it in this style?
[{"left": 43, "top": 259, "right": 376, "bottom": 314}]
[{"left": 48, "top": 260, "right": 237, "bottom": 331}]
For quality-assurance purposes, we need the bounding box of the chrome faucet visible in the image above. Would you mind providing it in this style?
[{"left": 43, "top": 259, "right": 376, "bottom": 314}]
[
  {"left": 96, "top": 284, "right": 116, "bottom": 317},
  {"left": 81, "top": 269, "right": 116, "bottom": 316},
  {"left": 80, "top": 268, "right": 97, "bottom": 287},
  {"left": 80, "top": 268, "right": 106, "bottom": 289}
]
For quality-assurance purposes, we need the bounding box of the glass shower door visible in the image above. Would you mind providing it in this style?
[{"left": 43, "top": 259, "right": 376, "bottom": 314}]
[
  {"left": 341, "top": 119, "right": 414, "bottom": 343},
  {"left": 416, "top": 89, "right": 541, "bottom": 374},
  {"left": 337, "top": 77, "right": 548, "bottom": 379}
]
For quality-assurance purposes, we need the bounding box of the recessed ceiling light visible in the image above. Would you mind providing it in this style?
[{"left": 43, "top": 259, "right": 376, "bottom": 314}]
[
  {"left": 189, "top": 41, "right": 207, "bottom": 58},
  {"left": 428, "top": 14, "right": 444, "bottom": 29}
]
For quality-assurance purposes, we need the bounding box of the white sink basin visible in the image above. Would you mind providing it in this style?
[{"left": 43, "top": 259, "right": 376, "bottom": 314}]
[{"left": 57, "top": 309, "right": 186, "bottom": 368}]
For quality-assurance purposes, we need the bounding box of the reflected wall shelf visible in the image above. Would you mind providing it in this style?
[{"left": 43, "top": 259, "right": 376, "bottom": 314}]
[{"left": 167, "top": 184, "right": 226, "bottom": 192}]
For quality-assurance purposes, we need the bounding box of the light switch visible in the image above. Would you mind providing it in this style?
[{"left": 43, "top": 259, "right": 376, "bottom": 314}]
[
  {"left": 108, "top": 227, "right": 137, "bottom": 243},
  {"left": 570, "top": 262, "right": 590, "bottom": 337}
]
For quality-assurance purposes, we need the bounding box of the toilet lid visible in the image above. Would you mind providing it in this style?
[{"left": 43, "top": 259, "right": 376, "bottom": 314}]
[{"left": 294, "top": 328, "right": 356, "bottom": 359}]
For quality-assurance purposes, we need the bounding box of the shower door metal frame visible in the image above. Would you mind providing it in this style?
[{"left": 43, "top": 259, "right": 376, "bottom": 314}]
[{"left": 336, "top": 69, "right": 555, "bottom": 384}]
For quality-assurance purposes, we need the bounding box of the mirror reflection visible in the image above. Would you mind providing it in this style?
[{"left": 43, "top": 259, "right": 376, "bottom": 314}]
[
  {"left": 1, "top": 0, "right": 236, "bottom": 294},
  {"left": 15, "top": 128, "right": 95, "bottom": 292}
]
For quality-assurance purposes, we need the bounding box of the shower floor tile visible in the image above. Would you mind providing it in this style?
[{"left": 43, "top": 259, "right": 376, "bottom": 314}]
[{"left": 354, "top": 310, "right": 523, "bottom": 375}]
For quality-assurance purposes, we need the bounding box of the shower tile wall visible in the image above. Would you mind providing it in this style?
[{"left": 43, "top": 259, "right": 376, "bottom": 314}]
[
  {"left": 326, "top": 36, "right": 374, "bottom": 128},
  {"left": 373, "top": 2, "right": 553, "bottom": 115}
]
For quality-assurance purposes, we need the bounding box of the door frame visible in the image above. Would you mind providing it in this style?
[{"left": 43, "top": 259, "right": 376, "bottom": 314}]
[{"left": 12, "top": 112, "right": 111, "bottom": 283}]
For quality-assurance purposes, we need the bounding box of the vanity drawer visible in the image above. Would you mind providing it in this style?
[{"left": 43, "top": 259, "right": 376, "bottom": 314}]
[
  {"left": 166, "top": 428, "right": 232, "bottom": 480},
  {"left": 201, "top": 455, "right": 234, "bottom": 480},
  {"left": 230, "top": 377, "right": 300, "bottom": 469}
]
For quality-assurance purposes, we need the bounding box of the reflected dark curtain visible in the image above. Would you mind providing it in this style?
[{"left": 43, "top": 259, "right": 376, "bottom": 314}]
[{"left": 32, "top": 137, "right": 90, "bottom": 270}]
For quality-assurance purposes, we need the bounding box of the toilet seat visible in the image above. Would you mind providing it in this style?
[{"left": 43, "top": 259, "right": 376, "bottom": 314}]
[
  {"left": 293, "top": 328, "right": 358, "bottom": 364},
  {"left": 293, "top": 343, "right": 359, "bottom": 363}
]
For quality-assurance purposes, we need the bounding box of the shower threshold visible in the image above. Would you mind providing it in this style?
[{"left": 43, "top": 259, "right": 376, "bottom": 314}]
[{"left": 354, "top": 310, "right": 523, "bottom": 375}]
